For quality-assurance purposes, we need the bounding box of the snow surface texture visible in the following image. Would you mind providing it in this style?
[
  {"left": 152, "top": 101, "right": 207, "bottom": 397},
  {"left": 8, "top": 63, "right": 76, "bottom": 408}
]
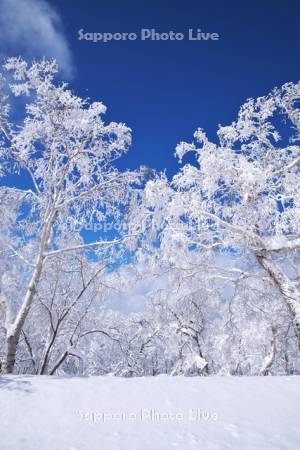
[{"left": 0, "top": 375, "right": 300, "bottom": 450}]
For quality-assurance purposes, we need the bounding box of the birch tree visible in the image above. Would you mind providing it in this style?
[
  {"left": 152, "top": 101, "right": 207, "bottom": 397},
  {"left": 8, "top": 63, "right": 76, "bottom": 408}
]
[
  {"left": 0, "top": 57, "right": 137, "bottom": 373},
  {"left": 143, "top": 81, "right": 300, "bottom": 351}
]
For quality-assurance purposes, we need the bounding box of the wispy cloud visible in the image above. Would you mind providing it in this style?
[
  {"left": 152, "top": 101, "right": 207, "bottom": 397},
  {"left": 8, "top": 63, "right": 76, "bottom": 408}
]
[{"left": 0, "top": 0, "right": 73, "bottom": 78}]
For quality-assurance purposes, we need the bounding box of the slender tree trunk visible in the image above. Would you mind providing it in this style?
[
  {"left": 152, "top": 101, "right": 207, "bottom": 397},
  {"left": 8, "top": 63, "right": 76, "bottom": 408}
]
[
  {"left": 39, "top": 326, "right": 59, "bottom": 375},
  {"left": 256, "top": 252, "right": 300, "bottom": 351},
  {"left": 2, "top": 213, "right": 54, "bottom": 374},
  {"left": 49, "top": 351, "right": 69, "bottom": 375},
  {"left": 2, "top": 258, "right": 45, "bottom": 373},
  {"left": 260, "top": 324, "right": 277, "bottom": 376}
]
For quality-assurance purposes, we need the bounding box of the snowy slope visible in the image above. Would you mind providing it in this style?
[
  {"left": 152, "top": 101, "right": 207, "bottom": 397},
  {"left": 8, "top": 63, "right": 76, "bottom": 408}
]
[{"left": 0, "top": 375, "right": 300, "bottom": 450}]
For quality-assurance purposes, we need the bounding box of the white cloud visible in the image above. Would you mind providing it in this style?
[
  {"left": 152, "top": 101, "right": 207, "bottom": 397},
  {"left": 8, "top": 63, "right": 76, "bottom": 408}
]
[{"left": 0, "top": 0, "right": 73, "bottom": 77}]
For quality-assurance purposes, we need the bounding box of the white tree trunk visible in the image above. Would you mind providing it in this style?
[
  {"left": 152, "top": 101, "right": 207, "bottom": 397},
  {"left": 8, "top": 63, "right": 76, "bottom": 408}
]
[
  {"left": 2, "top": 213, "right": 54, "bottom": 374},
  {"left": 260, "top": 324, "right": 277, "bottom": 376},
  {"left": 256, "top": 252, "right": 300, "bottom": 351}
]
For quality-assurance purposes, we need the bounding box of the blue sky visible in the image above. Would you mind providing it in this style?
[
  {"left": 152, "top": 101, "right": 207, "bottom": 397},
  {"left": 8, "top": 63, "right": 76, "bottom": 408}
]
[{"left": 0, "top": 0, "right": 299, "bottom": 178}]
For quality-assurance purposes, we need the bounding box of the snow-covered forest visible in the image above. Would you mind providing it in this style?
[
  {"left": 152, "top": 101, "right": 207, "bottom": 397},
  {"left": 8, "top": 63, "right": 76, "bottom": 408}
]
[{"left": 0, "top": 58, "right": 300, "bottom": 377}]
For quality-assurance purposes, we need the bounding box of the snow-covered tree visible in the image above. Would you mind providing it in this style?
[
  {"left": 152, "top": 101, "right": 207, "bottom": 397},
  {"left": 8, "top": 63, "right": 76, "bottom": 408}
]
[
  {"left": 0, "top": 58, "right": 138, "bottom": 373},
  {"left": 141, "top": 81, "right": 300, "bottom": 357},
  {"left": 1, "top": 61, "right": 299, "bottom": 377}
]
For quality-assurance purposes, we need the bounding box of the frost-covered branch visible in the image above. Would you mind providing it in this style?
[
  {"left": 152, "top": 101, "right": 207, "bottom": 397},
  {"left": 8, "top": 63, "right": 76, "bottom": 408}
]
[{"left": 44, "top": 236, "right": 134, "bottom": 258}]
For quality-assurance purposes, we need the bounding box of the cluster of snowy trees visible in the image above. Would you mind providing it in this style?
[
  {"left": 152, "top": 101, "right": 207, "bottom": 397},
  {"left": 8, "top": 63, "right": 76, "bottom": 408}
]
[{"left": 0, "top": 58, "right": 299, "bottom": 376}]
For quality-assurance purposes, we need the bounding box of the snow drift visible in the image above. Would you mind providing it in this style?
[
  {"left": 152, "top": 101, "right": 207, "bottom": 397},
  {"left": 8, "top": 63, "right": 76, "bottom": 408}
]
[{"left": 0, "top": 375, "right": 300, "bottom": 449}]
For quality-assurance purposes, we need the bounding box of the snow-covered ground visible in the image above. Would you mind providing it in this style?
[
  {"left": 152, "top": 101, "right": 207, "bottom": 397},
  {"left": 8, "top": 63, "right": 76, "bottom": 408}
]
[{"left": 0, "top": 375, "right": 299, "bottom": 450}]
